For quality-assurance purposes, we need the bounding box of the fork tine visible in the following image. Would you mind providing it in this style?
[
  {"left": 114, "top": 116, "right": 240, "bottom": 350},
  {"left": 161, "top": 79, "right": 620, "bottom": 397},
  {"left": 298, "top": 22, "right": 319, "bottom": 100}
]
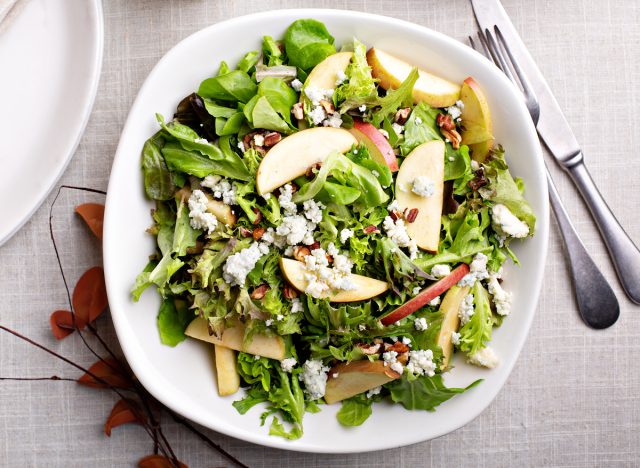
[
  {"left": 483, "top": 28, "right": 518, "bottom": 87},
  {"left": 468, "top": 35, "right": 490, "bottom": 60},
  {"left": 494, "top": 27, "right": 533, "bottom": 99}
]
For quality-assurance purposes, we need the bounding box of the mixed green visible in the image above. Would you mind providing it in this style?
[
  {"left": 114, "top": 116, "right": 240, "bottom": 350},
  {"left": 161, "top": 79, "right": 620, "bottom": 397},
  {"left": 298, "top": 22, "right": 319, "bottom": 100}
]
[{"left": 133, "top": 19, "right": 535, "bottom": 440}]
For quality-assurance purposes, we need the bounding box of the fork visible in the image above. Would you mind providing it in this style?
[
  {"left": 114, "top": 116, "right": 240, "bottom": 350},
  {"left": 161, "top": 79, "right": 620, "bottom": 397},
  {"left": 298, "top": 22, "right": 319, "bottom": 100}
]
[{"left": 469, "top": 29, "right": 619, "bottom": 329}]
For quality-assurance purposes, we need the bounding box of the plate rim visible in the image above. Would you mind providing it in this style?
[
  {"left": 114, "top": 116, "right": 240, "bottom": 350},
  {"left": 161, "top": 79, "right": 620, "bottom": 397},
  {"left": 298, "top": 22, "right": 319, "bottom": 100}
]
[
  {"left": 0, "top": 0, "right": 105, "bottom": 247},
  {"left": 104, "top": 8, "right": 549, "bottom": 453}
]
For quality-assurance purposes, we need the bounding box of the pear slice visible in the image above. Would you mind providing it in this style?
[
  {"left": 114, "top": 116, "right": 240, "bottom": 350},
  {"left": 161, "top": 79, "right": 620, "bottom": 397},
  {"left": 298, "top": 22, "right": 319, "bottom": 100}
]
[
  {"left": 255, "top": 127, "right": 357, "bottom": 195},
  {"left": 367, "top": 48, "right": 460, "bottom": 108},
  {"left": 213, "top": 344, "right": 240, "bottom": 396},
  {"left": 324, "top": 360, "right": 401, "bottom": 404},
  {"left": 436, "top": 285, "right": 471, "bottom": 369},
  {"left": 279, "top": 258, "right": 388, "bottom": 302},
  {"left": 304, "top": 51, "right": 353, "bottom": 92},
  {"left": 460, "top": 77, "right": 494, "bottom": 162},
  {"left": 395, "top": 140, "right": 445, "bottom": 252},
  {"left": 207, "top": 199, "right": 236, "bottom": 226},
  {"left": 185, "top": 317, "right": 285, "bottom": 360}
]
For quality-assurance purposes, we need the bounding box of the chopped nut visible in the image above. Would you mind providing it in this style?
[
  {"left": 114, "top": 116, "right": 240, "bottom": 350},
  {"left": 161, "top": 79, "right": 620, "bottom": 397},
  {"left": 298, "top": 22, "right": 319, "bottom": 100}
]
[
  {"left": 394, "top": 107, "right": 411, "bottom": 125},
  {"left": 384, "top": 341, "right": 410, "bottom": 354},
  {"left": 405, "top": 208, "right": 419, "bottom": 223},
  {"left": 263, "top": 131, "right": 282, "bottom": 147},
  {"left": 358, "top": 343, "right": 381, "bottom": 355},
  {"left": 325, "top": 254, "right": 333, "bottom": 264},
  {"left": 252, "top": 208, "right": 263, "bottom": 224},
  {"left": 252, "top": 227, "right": 266, "bottom": 240},
  {"left": 293, "top": 245, "right": 311, "bottom": 262},
  {"left": 372, "top": 338, "right": 384, "bottom": 345},
  {"left": 468, "top": 168, "right": 488, "bottom": 191},
  {"left": 397, "top": 351, "right": 409, "bottom": 365},
  {"left": 389, "top": 210, "right": 402, "bottom": 222},
  {"left": 306, "top": 162, "right": 322, "bottom": 178},
  {"left": 283, "top": 284, "right": 298, "bottom": 299},
  {"left": 309, "top": 241, "right": 321, "bottom": 251},
  {"left": 436, "top": 113, "right": 456, "bottom": 131},
  {"left": 319, "top": 99, "right": 335, "bottom": 114},
  {"left": 363, "top": 225, "right": 379, "bottom": 234},
  {"left": 186, "top": 241, "right": 204, "bottom": 255},
  {"left": 441, "top": 128, "right": 462, "bottom": 149},
  {"left": 250, "top": 284, "right": 270, "bottom": 300},
  {"left": 291, "top": 102, "right": 304, "bottom": 120},
  {"left": 238, "top": 226, "right": 252, "bottom": 238}
]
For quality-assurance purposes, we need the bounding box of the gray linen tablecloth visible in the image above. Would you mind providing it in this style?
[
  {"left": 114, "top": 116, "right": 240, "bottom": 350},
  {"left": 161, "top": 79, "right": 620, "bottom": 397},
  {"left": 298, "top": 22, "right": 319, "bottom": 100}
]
[{"left": 1, "top": 0, "right": 639, "bottom": 466}]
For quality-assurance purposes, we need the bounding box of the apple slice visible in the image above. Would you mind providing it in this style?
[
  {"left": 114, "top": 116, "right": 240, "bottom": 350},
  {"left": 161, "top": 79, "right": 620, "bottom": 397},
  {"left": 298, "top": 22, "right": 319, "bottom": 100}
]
[
  {"left": 185, "top": 317, "right": 285, "bottom": 360},
  {"left": 460, "top": 77, "right": 494, "bottom": 162},
  {"left": 214, "top": 344, "right": 240, "bottom": 396},
  {"left": 256, "top": 127, "right": 357, "bottom": 195},
  {"left": 207, "top": 199, "right": 236, "bottom": 226},
  {"left": 348, "top": 119, "right": 398, "bottom": 171},
  {"left": 303, "top": 51, "right": 353, "bottom": 92},
  {"left": 436, "top": 285, "right": 471, "bottom": 370},
  {"left": 367, "top": 48, "right": 460, "bottom": 108},
  {"left": 280, "top": 258, "right": 388, "bottom": 302},
  {"left": 324, "top": 360, "right": 401, "bottom": 404},
  {"left": 380, "top": 263, "right": 470, "bottom": 325},
  {"left": 395, "top": 140, "right": 445, "bottom": 252}
]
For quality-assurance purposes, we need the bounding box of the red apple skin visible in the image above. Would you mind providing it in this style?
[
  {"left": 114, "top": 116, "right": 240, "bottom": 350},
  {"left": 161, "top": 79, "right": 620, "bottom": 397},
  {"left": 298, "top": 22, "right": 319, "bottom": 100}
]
[
  {"left": 380, "top": 263, "right": 470, "bottom": 326},
  {"left": 349, "top": 119, "right": 399, "bottom": 172}
]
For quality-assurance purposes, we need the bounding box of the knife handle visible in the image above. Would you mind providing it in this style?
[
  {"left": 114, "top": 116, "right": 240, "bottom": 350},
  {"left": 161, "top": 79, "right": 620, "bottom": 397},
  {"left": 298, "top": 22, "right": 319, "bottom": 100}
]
[
  {"left": 546, "top": 169, "right": 619, "bottom": 328},
  {"left": 565, "top": 155, "right": 640, "bottom": 304}
]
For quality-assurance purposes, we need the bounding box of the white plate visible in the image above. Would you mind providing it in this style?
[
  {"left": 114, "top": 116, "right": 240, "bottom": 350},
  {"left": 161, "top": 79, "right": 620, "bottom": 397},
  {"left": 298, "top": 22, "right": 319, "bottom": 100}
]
[
  {"left": 0, "top": 0, "right": 103, "bottom": 246},
  {"left": 104, "top": 9, "right": 549, "bottom": 453}
]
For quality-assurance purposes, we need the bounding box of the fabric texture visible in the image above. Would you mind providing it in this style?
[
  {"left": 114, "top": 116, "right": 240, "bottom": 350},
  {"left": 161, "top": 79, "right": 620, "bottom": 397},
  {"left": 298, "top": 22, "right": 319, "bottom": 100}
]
[{"left": 0, "top": 0, "right": 639, "bottom": 466}]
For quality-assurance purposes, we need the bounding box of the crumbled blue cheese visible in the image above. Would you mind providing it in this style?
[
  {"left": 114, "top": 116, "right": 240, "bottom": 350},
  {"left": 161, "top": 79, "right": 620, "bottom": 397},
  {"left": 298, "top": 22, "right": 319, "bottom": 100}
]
[
  {"left": 188, "top": 190, "right": 218, "bottom": 234},
  {"left": 487, "top": 270, "right": 512, "bottom": 316},
  {"left": 402, "top": 336, "right": 412, "bottom": 346},
  {"left": 304, "top": 86, "right": 333, "bottom": 105},
  {"left": 291, "top": 297, "right": 303, "bottom": 313},
  {"left": 366, "top": 386, "right": 382, "bottom": 398},
  {"left": 451, "top": 331, "right": 461, "bottom": 346},
  {"left": 468, "top": 346, "right": 500, "bottom": 368},
  {"left": 307, "top": 106, "right": 326, "bottom": 125},
  {"left": 276, "top": 314, "right": 284, "bottom": 321},
  {"left": 302, "top": 244, "right": 356, "bottom": 298},
  {"left": 323, "top": 112, "right": 343, "bottom": 128},
  {"left": 335, "top": 70, "right": 347, "bottom": 85},
  {"left": 458, "top": 252, "right": 489, "bottom": 286},
  {"left": 445, "top": 100, "right": 464, "bottom": 121},
  {"left": 340, "top": 228, "right": 354, "bottom": 243},
  {"left": 405, "top": 349, "right": 436, "bottom": 377},
  {"left": 391, "top": 123, "right": 404, "bottom": 135},
  {"left": 276, "top": 214, "right": 317, "bottom": 246},
  {"left": 278, "top": 184, "right": 297, "bottom": 216},
  {"left": 383, "top": 216, "right": 418, "bottom": 259},
  {"left": 458, "top": 293, "right": 475, "bottom": 325},
  {"left": 265, "top": 319, "right": 273, "bottom": 327},
  {"left": 382, "top": 350, "right": 404, "bottom": 374},
  {"left": 387, "top": 200, "right": 400, "bottom": 212},
  {"left": 414, "top": 117, "right": 423, "bottom": 125},
  {"left": 299, "top": 359, "right": 329, "bottom": 400},
  {"left": 222, "top": 242, "right": 269, "bottom": 286},
  {"left": 201, "top": 175, "right": 237, "bottom": 205},
  {"left": 412, "top": 176, "right": 435, "bottom": 198},
  {"left": 379, "top": 128, "right": 390, "bottom": 139},
  {"left": 430, "top": 264, "right": 451, "bottom": 279},
  {"left": 358, "top": 323, "right": 366, "bottom": 331},
  {"left": 414, "top": 317, "right": 428, "bottom": 331},
  {"left": 237, "top": 141, "right": 246, "bottom": 152},
  {"left": 290, "top": 78, "right": 303, "bottom": 92},
  {"left": 280, "top": 357, "right": 297, "bottom": 373},
  {"left": 429, "top": 296, "right": 441, "bottom": 307},
  {"left": 412, "top": 286, "right": 421, "bottom": 296},
  {"left": 358, "top": 104, "right": 367, "bottom": 113},
  {"left": 194, "top": 137, "right": 209, "bottom": 144},
  {"left": 303, "top": 199, "right": 325, "bottom": 224},
  {"left": 491, "top": 204, "right": 530, "bottom": 238}
]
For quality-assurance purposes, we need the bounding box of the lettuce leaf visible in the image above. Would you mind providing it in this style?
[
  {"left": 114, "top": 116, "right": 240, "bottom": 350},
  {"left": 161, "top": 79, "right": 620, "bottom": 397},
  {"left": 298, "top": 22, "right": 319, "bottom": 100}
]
[
  {"left": 157, "top": 298, "right": 195, "bottom": 346},
  {"left": 336, "top": 394, "right": 373, "bottom": 426},
  {"left": 370, "top": 67, "right": 419, "bottom": 127},
  {"left": 334, "top": 38, "right": 377, "bottom": 104},
  {"left": 244, "top": 78, "right": 298, "bottom": 133},
  {"left": 459, "top": 281, "right": 493, "bottom": 355},
  {"left": 284, "top": 19, "right": 336, "bottom": 71},
  {"left": 388, "top": 374, "right": 482, "bottom": 411},
  {"left": 399, "top": 102, "right": 441, "bottom": 156},
  {"left": 198, "top": 70, "right": 257, "bottom": 103},
  {"left": 141, "top": 132, "right": 175, "bottom": 201}
]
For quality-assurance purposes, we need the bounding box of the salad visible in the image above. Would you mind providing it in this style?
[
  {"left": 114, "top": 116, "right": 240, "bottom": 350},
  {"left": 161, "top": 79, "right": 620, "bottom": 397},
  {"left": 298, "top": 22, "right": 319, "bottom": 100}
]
[{"left": 132, "top": 19, "right": 535, "bottom": 440}]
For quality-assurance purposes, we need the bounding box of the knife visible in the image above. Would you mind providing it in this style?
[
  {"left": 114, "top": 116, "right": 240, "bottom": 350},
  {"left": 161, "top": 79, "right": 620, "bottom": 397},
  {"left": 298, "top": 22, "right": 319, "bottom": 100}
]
[{"left": 471, "top": 0, "right": 640, "bottom": 304}]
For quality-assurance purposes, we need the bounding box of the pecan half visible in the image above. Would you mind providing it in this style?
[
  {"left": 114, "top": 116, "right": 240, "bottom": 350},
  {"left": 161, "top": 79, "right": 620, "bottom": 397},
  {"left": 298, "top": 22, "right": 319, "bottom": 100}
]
[
  {"left": 252, "top": 227, "right": 266, "bottom": 240},
  {"left": 468, "top": 168, "right": 488, "bottom": 191},
  {"left": 319, "top": 99, "right": 335, "bottom": 114},
  {"left": 363, "top": 225, "right": 379, "bottom": 234},
  {"left": 405, "top": 208, "right": 419, "bottom": 223},
  {"left": 384, "top": 341, "right": 410, "bottom": 354},
  {"left": 441, "top": 128, "right": 462, "bottom": 149},
  {"left": 250, "top": 284, "right": 270, "bottom": 300},
  {"left": 238, "top": 226, "right": 252, "bottom": 238},
  {"left": 389, "top": 210, "right": 402, "bottom": 222},
  {"left": 397, "top": 351, "right": 409, "bottom": 365},
  {"left": 291, "top": 102, "right": 304, "bottom": 120},
  {"left": 263, "top": 132, "right": 282, "bottom": 147},
  {"left": 358, "top": 343, "right": 381, "bottom": 355},
  {"left": 293, "top": 245, "right": 311, "bottom": 262},
  {"left": 309, "top": 241, "right": 321, "bottom": 251},
  {"left": 394, "top": 107, "right": 411, "bottom": 125},
  {"left": 436, "top": 113, "right": 456, "bottom": 131},
  {"left": 252, "top": 208, "right": 263, "bottom": 224},
  {"left": 306, "top": 162, "right": 322, "bottom": 178},
  {"left": 283, "top": 284, "right": 299, "bottom": 299}
]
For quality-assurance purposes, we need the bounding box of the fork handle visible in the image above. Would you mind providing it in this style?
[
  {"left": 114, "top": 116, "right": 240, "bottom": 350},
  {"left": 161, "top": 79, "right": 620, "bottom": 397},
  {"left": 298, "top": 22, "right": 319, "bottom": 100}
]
[
  {"left": 564, "top": 154, "right": 640, "bottom": 304},
  {"left": 546, "top": 168, "right": 619, "bottom": 327}
]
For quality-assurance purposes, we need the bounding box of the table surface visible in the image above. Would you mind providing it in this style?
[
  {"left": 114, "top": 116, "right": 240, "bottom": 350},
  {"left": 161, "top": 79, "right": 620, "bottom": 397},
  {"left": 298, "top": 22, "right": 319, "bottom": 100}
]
[{"left": 1, "top": 0, "right": 639, "bottom": 466}]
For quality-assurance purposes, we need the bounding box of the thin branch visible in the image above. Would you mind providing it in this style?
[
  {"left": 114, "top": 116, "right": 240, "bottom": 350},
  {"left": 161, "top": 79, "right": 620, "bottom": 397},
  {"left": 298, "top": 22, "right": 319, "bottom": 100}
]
[{"left": 0, "top": 376, "right": 77, "bottom": 382}]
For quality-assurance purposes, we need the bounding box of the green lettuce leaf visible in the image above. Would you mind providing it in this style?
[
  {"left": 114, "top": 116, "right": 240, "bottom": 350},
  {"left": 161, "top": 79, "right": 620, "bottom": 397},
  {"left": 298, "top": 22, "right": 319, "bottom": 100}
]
[
  {"left": 388, "top": 374, "right": 482, "bottom": 411},
  {"left": 141, "top": 132, "right": 175, "bottom": 200},
  {"left": 458, "top": 281, "right": 493, "bottom": 355},
  {"left": 157, "top": 298, "right": 195, "bottom": 346},
  {"left": 236, "top": 50, "right": 260, "bottom": 73},
  {"left": 370, "top": 67, "right": 419, "bottom": 127},
  {"left": 284, "top": 19, "right": 336, "bottom": 71},
  {"left": 262, "top": 35, "right": 284, "bottom": 66},
  {"left": 198, "top": 70, "right": 257, "bottom": 103},
  {"left": 336, "top": 394, "right": 373, "bottom": 426},
  {"left": 334, "top": 38, "right": 377, "bottom": 104},
  {"left": 399, "top": 102, "right": 441, "bottom": 156}
]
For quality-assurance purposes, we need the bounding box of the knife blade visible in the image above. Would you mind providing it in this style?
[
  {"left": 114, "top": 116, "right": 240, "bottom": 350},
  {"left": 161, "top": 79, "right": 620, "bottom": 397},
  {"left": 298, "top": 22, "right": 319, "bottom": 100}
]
[{"left": 470, "top": 0, "right": 581, "bottom": 163}]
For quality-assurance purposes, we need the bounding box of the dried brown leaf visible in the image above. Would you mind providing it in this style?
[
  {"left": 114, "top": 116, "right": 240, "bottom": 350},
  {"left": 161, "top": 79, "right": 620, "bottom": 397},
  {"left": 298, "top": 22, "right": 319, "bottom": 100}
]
[
  {"left": 138, "top": 455, "right": 188, "bottom": 468},
  {"left": 49, "top": 310, "right": 85, "bottom": 340},
  {"left": 77, "top": 358, "right": 132, "bottom": 389},
  {"left": 75, "top": 203, "right": 105, "bottom": 239},
  {"left": 105, "top": 398, "right": 145, "bottom": 436},
  {"left": 72, "top": 266, "right": 108, "bottom": 324}
]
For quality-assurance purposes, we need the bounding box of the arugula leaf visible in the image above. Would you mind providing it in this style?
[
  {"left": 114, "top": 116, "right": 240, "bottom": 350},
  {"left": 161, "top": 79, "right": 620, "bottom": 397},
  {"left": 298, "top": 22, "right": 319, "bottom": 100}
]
[
  {"left": 388, "top": 374, "right": 482, "bottom": 411},
  {"left": 141, "top": 132, "right": 176, "bottom": 200},
  {"left": 336, "top": 394, "right": 373, "bottom": 426},
  {"left": 198, "top": 70, "right": 257, "bottom": 103},
  {"left": 157, "top": 298, "right": 195, "bottom": 346},
  {"left": 284, "top": 19, "right": 336, "bottom": 70}
]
